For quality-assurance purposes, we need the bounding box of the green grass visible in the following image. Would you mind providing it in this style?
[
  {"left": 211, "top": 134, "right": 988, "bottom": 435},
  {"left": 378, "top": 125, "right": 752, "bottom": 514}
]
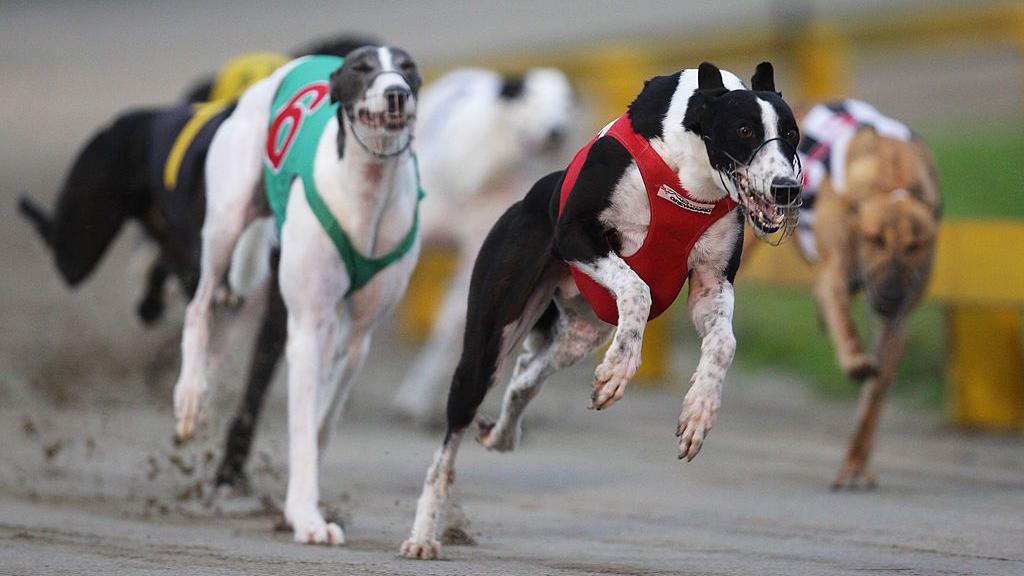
[
  {"left": 714, "top": 121, "right": 1023, "bottom": 406},
  {"left": 920, "top": 122, "right": 1024, "bottom": 219}
]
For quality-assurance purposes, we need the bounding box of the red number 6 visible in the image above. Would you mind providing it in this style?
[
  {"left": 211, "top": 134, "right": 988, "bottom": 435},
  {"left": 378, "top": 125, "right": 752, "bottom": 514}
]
[{"left": 265, "top": 82, "right": 330, "bottom": 171}]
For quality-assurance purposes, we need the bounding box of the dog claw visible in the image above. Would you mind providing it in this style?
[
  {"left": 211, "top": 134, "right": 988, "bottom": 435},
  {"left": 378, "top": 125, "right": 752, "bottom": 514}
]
[
  {"left": 474, "top": 415, "right": 518, "bottom": 452},
  {"left": 291, "top": 515, "right": 345, "bottom": 546},
  {"left": 676, "top": 391, "right": 718, "bottom": 461},
  {"left": 399, "top": 537, "right": 442, "bottom": 560},
  {"left": 831, "top": 461, "right": 878, "bottom": 491},
  {"left": 173, "top": 381, "right": 205, "bottom": 442}
]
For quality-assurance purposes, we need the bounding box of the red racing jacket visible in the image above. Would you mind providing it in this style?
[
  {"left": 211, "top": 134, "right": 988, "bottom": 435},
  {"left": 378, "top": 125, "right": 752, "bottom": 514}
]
[{"left": 558, "top": 115, "right": 737, "bottom": 325}]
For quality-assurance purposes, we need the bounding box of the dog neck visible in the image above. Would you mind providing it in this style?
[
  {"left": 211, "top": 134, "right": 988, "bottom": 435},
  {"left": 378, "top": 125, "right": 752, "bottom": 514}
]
[
  {"left": 327, "top": 114, "right": 417, "bottom": 257},
  {"left": 651, "top": 129, "right": 728, "bottom": 203}
]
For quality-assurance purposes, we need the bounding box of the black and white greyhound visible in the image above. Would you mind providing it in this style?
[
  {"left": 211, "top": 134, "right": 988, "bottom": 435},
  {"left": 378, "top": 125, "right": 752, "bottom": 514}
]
[{"left": 400, "top": 62, "right": 803, "bottom": 559}]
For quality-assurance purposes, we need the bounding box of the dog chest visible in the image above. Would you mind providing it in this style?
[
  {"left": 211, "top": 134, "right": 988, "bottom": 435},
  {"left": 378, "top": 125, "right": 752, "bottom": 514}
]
[{"left": 559, "top": 115, "right": 736, "bottom": 325}]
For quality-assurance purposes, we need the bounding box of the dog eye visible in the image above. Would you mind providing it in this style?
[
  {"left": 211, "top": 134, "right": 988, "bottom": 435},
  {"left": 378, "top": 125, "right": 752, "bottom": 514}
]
[
  {"left": 353, "top": 62, "right": 373, "bottom": 73},
  {"left": 785, "top": 128, "right": 799, "bottom": 142},
  {"left": 399, "top": 60, "right": 416, "bottom": 71},
  {"left": 737, "top": 126, "right": 753, "bottom": 139}
]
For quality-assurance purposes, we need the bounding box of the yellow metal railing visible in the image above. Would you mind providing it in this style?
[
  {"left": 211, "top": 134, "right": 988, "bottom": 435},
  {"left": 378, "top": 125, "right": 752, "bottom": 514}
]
[{"left": 406, "top": 2, "right": 1024, "bottom": 428}]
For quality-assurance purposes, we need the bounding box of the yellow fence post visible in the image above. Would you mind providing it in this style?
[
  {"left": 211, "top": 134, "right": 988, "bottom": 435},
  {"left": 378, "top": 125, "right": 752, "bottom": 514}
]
[
  {"left": 398, "top": 250, "right": 458, "bottom": 341},
  {"left": 791, "top": 22, "right": 849, "bottom": 102},
  {"left": 947, "top": 306, "right": 1024, "bottom": 430}
]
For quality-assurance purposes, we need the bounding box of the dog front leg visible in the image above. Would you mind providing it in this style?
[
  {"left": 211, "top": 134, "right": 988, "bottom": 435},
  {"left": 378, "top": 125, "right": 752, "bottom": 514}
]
[
  {"left": 833, "top": 318, "right": 906, "bottom": 489},
  {"left": 815, "top": 257, "right": 878, "bottom": 381},
  {"left": 174, "top": 207, "right": 249, "bottom": 441},
  {"left": 284, "top": 310, "right": 344, "bottom": 545},
  {"left": 571, "top": 253, "right": 651, "bottom": 410},
  {"left": 677, "top": 268, "right": 735, "bottom": 461}
]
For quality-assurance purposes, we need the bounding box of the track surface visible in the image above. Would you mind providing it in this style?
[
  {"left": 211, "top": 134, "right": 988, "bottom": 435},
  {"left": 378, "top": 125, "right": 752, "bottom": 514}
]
[{"left": 2, "top": 2, "right": 1023, "bottom": 575}]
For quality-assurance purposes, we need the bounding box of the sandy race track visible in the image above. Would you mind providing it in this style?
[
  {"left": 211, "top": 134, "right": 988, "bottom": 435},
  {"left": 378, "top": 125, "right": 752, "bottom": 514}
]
[{"left": 2, "top": 2, "right": 1024, "bottom": 575}]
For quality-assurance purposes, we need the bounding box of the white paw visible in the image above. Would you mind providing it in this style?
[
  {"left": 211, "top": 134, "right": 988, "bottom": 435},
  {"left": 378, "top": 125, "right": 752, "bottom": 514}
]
[
  {"left": 291, "top": 513, "right": 345, "bottom": 546},
  {"left": 591, "top": 346, "right": 639, "bottom": 410},
  {"left": 399, "top": 536, "right": 441, "bottom": 560},
  {"left": 474, "top": 416, "right": 518, "bottom": 453},
  {"left": 173, "top": 376, "right": 206, "bottom": 442},
  {"left": 676, "top": 389, "right": 718, "bottom": 461}
]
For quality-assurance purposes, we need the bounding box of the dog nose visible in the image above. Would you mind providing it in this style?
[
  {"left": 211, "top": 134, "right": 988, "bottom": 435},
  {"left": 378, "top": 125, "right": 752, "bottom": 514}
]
[
  {"left": 770, "top": 177, "right": 801, "bottom": 205},
  {"left": 384, "top": 86, "right": 412, "bottom": 120},
  {"left": 871, "top": 274, "right": 907, "bottom": 317},
  {"left": 545, "top": 127, "right": 565, "bottom": 148}
]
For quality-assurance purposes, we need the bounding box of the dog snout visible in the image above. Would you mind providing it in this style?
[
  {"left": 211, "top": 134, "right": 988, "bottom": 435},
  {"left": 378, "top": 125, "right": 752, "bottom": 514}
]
[
  {"left": 544, "top": 126, "right": 565, "bottom": 148},
  {"left": 770, "top": 176, "right": 801, "bottom": 205},
  {"left": 870, "top": 273, "right": 907, "bottom": 317},
  {"left": 384, "top": 86, "right": 412, "bottom": 120}
]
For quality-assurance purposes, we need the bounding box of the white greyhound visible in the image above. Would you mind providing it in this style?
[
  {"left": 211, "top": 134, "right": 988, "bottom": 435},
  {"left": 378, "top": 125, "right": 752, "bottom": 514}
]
[{"left": 172, "top": 45, "right": 423, "bottom": 545}]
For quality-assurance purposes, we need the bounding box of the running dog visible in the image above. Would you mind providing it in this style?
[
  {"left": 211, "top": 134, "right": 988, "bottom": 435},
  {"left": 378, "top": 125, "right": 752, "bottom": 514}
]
[
  {"left": 400, "top": 62, "right": 803, "bottom": 559},
  {"left": 16, "top": 38, "right": 372, "bottom": 491},
  {"left": 173, "top": 47, "right": 423, "bottom": 545},
  {"left": 795, "top": 100, "right": 941, "bottom": 489},
  {"left": 391, "top": 67, "right": 576, "bottom": 422}
]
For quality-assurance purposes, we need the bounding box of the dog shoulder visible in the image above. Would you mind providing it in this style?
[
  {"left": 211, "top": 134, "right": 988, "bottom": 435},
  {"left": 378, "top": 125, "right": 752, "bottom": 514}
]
[{"left": 553, "top": 137, "right": 637, "bottom": 262}]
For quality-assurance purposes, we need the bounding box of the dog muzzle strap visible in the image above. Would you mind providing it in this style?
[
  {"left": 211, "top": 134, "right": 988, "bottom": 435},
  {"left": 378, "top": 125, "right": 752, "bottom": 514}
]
[{"left": 346, "top": 71, "right": 415, "bottom": 159}]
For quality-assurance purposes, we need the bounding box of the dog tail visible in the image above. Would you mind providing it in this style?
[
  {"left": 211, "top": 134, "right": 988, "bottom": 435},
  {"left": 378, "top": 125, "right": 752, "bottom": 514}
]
[
  {"left": 228, "top": 218, "right": 275, "bottom": 297},
  {"left": 17, "top": 195, "right": 54, "bottom": 247}
]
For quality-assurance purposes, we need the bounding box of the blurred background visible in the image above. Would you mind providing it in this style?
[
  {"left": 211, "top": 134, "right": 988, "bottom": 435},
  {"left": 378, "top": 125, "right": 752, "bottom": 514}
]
[{"left": 1, "top": 0, "right": 1021, "bottom": 427}]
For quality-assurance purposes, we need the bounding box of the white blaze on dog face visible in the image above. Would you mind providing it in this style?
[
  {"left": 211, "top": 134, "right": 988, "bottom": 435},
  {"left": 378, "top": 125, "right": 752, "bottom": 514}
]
[{"left": 498, "top": 68, "right": 575, "bottom": 154}]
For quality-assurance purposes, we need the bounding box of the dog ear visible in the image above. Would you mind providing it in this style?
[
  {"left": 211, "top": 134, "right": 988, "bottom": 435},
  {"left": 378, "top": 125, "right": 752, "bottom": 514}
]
[
  {"left": 751, "top": 61, "right": 776, "bottom": 92},
  {"left": 329, "top": 61, "right": 367, "bottom": 106},
  {"left": 498, "top": 74, "right": 526, "bottom": 100},
  {"left": 329, "top": 65, "right": 346, "bottom": 105},
  {"left": 683, "top": 85, "right": 727, "bottom": 136},
  {"left": 697, "top": 62, "right": 726, "bottom": 91}
]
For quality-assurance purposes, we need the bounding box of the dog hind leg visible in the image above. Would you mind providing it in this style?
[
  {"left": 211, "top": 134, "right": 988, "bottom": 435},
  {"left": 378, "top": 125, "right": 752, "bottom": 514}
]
[
  {"left": 215, "top": 252, "right": 287, "bottom": 489},
  {"left": 401, "top": 180, "right": 565, "bottom": 558},
  {"left": 477, "top": 296, "right": 612, "bottom": 452}
]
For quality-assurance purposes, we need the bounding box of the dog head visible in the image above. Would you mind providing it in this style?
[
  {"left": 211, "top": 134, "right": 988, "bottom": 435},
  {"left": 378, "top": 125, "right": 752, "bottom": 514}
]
[
  {"left": 496, "top": 68, "right": 575, "bottom": 155},
  {"left": 853, "top": 189, "right": 938, "bottom": 317},
  {"left": 329, "top": 45, "right": 422, "bottom": 157},
  {"left": 681, "top": 62, "right": 802, "bottom": 240}
]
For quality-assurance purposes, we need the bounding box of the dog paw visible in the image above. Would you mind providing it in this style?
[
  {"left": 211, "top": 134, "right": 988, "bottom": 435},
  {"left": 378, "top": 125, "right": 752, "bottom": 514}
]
[
  {"left": 831, "top": 460, "right": 878, "bottom": 491},
  {"left": 400, "top": 537, "right": 442, "bottom": 560},
  {"left": 173, "top": 377, "right": 206, "bottom": 442},
  {"left": 843, "top": 354, "right": 878, "bottom": 382},
  {"left": 474, "top": 416, "right": 518, "bottom": 452},
  {"left": 291, "top": 514, "right": 345, "bottom": 546},
  {"left": 591, "top": 350, "right": 639, "bottom": 410},
  {"left": 676, "top": 390, "right": 719, "bottom": 461}
]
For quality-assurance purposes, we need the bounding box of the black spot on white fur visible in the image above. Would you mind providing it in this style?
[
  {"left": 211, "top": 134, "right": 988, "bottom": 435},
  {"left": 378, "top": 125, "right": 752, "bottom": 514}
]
[
  {"left": 627, "top": 72, "right": 681, "bottom": 140},
  {"left": 498, "top": 74, "right": 526, "bottom": 100}
]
